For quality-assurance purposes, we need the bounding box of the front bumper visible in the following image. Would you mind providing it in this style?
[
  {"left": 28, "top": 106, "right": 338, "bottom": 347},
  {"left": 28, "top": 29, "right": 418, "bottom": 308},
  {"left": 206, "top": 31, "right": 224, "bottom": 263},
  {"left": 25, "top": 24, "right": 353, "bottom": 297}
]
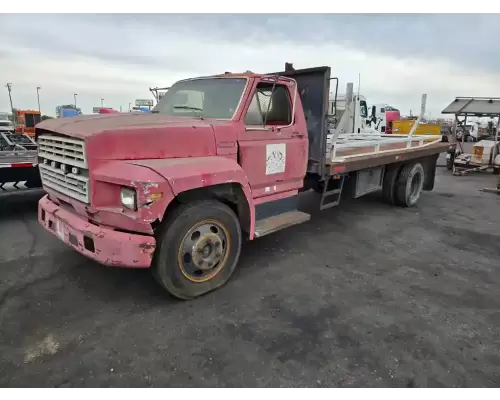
[{"left": 38, "top": 195, "right": 156, "bottom": 268}]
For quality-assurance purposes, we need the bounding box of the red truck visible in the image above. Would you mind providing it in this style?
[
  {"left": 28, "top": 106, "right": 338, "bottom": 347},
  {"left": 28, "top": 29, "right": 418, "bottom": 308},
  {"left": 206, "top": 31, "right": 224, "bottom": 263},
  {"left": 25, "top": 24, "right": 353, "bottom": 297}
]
[{"left": 36, "top": 63, "right": 449, "bottom": 299}]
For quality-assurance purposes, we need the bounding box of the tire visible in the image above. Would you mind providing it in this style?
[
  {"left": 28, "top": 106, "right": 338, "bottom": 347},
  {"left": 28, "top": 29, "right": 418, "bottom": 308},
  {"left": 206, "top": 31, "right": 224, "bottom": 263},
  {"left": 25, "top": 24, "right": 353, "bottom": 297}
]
[
  {"left": 152, "top": 200, "right": 242, "bottom": 300},
  {"left": 382, "top": 164, "right": 403, "bottom": 205},
  {"left": 395, "top": 162, "right": 425, "bottom": 207},
  {"left": 493, "top": 168, "right": 500, "bottom": 175}
]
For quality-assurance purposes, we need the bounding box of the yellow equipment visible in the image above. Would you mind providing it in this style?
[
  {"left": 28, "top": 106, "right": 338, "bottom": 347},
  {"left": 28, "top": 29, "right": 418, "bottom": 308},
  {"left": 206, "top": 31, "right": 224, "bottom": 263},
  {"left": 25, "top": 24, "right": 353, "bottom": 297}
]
[{"left": 392, "top": 120, "right": 441, "bottom": 136}]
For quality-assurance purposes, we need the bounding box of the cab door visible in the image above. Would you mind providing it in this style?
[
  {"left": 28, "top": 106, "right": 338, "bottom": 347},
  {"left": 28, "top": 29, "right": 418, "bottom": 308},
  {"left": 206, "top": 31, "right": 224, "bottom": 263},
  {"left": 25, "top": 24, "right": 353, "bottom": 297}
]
[{"left": 237, "top": 78, "right": 308, "bottom": 200}]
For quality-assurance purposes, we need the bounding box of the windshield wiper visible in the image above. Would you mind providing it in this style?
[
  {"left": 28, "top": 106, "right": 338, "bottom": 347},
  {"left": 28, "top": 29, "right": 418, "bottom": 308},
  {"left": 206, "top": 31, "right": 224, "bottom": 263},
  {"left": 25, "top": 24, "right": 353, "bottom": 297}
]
[{"left": 173, "top": 105, "right": 204, "bottom": 119}]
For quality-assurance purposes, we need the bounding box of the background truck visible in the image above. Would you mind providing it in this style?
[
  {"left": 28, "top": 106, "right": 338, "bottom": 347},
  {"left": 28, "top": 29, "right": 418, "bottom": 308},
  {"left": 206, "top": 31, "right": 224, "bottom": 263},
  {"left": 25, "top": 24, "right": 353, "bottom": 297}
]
[
  {"left": 14, "top": 109, "right": 41, "bottom": 137},
  {"left": 0, "top": 131, "right": 40, "bottom": 191},
  {"left": 36, "top": 63, "right": 449, "bottom": 300},
  {"left": 56, "top": 104, "right": 82, "bottom": 118},
  {"left": 0, "top": 116, "right": 15, "bottom": 134},
  {"left": 328, "top": 92, "right": 400, "bottom": 134}
]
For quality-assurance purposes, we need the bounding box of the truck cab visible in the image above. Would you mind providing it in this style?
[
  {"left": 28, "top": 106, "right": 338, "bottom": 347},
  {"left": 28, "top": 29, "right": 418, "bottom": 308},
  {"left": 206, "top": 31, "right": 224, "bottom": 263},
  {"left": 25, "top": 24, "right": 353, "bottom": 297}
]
[
  {"left": 36, "top": 71, "right": 312, "bottom": 298},
  {"left": 328, "top": 90, "right": 400, "bottom": 135},
  {"left": 369, "top": 104, "right": 400, "bottom": 134},
  {"left": 15, "top": 110, "right": 41, "bottom": 137}
]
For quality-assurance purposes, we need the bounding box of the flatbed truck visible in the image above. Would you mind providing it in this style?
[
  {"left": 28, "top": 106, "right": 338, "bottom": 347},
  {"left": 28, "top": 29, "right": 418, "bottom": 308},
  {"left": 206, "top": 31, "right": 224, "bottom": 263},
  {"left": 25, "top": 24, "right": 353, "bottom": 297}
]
[{"left": 36, "top": 64, "right": 449, "bottom": 299}]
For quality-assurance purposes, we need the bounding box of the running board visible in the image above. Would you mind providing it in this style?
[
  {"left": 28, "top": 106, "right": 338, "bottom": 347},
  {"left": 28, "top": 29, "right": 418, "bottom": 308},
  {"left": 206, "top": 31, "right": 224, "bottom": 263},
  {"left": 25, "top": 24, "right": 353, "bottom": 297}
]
[{"left": 254, "top": 211, "right": 311, "bottom": 238}]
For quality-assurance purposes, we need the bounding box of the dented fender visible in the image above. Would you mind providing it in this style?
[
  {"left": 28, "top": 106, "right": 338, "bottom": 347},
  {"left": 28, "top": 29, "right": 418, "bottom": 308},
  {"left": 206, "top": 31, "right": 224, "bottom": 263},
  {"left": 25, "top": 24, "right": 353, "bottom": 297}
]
[
  {"left": 128, "top": 157, "right": 256, "bottom": 238},
  {"left": 91, "top": 161, "right": 176, "bottom": 233}
]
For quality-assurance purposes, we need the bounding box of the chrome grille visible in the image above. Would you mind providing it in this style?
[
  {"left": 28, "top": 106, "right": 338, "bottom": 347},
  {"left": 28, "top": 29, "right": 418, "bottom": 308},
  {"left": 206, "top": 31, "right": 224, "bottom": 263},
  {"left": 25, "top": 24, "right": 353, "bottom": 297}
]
[
  {"left": 38, "top": 135, "right": 87, "bottom": 168},
  {"left": 38, "top": 134, "right": 90, "bottom": 203}
]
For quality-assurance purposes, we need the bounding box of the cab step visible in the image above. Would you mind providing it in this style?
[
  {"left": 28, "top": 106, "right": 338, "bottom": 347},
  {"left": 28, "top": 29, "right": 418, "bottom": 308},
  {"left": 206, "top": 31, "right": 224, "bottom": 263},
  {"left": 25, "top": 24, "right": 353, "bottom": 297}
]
[{"left": 254, "top": 210, "right": 311, "bottom": 238}]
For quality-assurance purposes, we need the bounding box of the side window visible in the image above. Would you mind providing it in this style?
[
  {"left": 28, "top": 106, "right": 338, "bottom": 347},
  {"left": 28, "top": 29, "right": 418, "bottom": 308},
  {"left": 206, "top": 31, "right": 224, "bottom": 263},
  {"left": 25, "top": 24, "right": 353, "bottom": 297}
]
[
  {"left": 244, "top": 83, "right": 292, "bottom": 126},
  {"left": 359, "top": 100, "right": 368, "bottom": 119},
  {"left": 380, "top": 107, "right": 385, "bottom": 113}
]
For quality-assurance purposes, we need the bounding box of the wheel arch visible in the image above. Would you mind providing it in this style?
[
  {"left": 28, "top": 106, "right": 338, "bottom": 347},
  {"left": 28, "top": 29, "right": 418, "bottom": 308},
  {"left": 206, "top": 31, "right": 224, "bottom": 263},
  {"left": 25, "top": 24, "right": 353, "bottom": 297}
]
[{"left": 161, "top": 182, "right": 253, "bottom": 239}]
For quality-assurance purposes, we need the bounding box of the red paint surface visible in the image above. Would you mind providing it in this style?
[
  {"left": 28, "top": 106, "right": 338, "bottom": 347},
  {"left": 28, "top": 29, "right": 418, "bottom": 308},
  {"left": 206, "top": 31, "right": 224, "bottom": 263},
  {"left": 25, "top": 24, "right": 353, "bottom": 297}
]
[
  {"left": 385, "top": 110, "right": 401, "bottom": 134},
  {"left": 98, "top": 108, "right": 120, "bottom": 114},
  {"left": 39, "top": 195, "right": 155, "bottom": 268},
  {"left": 130, "top": 156, "right": 256, "bottom": 238},
  {"left": 236, "top": 78, "right": 308, "bottom": 199}
]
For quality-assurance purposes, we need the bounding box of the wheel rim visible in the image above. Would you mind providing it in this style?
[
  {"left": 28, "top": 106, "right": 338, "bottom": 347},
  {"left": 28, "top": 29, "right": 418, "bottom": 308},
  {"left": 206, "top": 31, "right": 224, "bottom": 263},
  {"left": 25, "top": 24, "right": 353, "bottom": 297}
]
[
  {"left": 177, "top": 219, "right": 230, "bottom": 283},
  {"left": 409, "top": 172, "right": 422, "bottom": 200}
]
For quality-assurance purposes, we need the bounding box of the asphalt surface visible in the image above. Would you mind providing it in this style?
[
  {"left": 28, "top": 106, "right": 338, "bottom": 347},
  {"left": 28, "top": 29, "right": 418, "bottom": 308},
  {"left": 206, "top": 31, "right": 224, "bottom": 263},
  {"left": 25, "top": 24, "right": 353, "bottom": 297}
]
[{"left": 1, "top": 163, "right": 500, "bottom": 387}]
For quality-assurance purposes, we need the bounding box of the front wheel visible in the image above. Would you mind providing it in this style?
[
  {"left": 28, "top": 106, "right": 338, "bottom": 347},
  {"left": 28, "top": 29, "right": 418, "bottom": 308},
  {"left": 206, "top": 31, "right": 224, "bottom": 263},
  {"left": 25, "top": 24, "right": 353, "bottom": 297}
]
[{"left": 153, "top": 200, "right": 242, "bottom": 300}]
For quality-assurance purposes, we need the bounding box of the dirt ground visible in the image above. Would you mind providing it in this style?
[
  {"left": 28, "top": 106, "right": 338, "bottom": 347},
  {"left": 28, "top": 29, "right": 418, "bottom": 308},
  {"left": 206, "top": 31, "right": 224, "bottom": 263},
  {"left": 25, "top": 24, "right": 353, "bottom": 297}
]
[{"left": 1, "top": 161, "right": 500, "bottom": 387}]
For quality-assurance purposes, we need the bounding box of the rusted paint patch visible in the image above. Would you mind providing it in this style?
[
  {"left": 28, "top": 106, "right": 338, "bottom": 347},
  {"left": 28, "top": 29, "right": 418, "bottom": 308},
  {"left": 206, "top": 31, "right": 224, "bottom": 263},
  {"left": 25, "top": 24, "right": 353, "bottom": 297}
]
[{"left": 142, "top": 181, "right": 159, "bottom": 195}]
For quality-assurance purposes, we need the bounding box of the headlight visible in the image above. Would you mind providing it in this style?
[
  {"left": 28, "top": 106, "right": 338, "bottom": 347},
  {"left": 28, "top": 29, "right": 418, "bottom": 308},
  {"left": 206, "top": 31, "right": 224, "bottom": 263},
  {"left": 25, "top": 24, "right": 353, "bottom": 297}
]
[{"left": 120, "top": 187, "right": 137, "bottom": 210}]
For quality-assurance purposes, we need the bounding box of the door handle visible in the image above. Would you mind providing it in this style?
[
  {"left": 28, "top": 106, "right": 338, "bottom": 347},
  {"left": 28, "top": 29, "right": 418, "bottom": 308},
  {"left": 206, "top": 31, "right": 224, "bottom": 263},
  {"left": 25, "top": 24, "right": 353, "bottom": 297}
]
[{"left": 292, "top": 132, "right": 305, "bottom": 138}]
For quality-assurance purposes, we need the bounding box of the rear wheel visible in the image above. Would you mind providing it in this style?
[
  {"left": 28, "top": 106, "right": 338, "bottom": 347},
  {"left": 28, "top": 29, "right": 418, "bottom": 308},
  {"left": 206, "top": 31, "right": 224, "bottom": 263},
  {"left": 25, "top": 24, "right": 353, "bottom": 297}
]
[
  {"left": 395, "top": 162, "right": 425, "bottom": 207},
  {"left": 382, "top": 164, "right": 403, "bottom": 205},
  {"left": 152, "top": 200, "right": 242, "bottom": 300}
]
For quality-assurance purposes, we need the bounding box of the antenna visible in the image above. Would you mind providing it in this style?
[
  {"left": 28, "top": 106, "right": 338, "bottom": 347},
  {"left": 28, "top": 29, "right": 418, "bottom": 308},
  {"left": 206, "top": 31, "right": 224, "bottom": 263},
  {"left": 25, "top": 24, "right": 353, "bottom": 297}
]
[{"left": 357, "top": 73, "right": 361, "bottom": 98}]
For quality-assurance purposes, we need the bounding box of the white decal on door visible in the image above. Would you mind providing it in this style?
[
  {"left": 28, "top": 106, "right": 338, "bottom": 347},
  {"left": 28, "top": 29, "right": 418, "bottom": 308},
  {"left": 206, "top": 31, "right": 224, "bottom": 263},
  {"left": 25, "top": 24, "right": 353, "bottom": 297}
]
[{"left": 266, "top": 143, "right": 286, "bottom": 175}]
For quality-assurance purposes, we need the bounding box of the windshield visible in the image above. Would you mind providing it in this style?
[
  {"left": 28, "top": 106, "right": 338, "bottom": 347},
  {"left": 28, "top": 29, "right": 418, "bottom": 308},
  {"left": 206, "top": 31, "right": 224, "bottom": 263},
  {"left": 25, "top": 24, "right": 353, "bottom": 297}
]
[
  {"left": 151, "top": 78, "right": 247, "bottom": 119},
  {"left": 25, "top": 113, "right": 41, "bottom": 128}
]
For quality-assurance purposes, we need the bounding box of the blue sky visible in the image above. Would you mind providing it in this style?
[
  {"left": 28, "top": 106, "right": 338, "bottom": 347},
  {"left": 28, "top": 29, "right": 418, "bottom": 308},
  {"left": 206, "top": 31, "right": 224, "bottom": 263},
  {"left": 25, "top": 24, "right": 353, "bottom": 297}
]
[{"left": 1, "top": 13, "right": 499, "bottom": 117}]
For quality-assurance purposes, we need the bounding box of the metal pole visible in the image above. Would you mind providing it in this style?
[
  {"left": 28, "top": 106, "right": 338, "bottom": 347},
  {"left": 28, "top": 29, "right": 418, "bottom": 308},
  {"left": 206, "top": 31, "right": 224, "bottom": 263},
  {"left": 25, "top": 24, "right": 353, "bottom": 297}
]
[
  {"left": 408, "top": 93, "right": 427, "bottom": 138},
  {"left": 101, "top": 98, "right": 104, "bottom": 107},
  {"left": 36, "top": 86, "right": 41, "bottom": 113},
  {"left": 74, "top": 93, "right": 78, "bottom": 108},
  {"left": 5, "top": 83, "right": 14, "bottom": 117},
  {"left": 128, "top": 103, "right": 131, "bottom": 112},
  {"left": 492, "top": 113, "right": 500, "bottom": 168}
]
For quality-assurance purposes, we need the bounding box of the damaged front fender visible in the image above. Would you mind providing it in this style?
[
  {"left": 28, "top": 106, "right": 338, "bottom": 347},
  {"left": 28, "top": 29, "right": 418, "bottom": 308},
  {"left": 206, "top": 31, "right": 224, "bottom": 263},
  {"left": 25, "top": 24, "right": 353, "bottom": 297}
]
[{"left": 90, "top": 161, "right": 177, "bottom": 233}]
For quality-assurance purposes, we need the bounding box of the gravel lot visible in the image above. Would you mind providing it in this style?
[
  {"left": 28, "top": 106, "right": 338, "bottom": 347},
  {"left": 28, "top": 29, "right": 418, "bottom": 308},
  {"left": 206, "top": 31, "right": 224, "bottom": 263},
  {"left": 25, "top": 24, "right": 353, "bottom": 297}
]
[{"left": 1, "top": 163, "right": 500, "bottom": 388}]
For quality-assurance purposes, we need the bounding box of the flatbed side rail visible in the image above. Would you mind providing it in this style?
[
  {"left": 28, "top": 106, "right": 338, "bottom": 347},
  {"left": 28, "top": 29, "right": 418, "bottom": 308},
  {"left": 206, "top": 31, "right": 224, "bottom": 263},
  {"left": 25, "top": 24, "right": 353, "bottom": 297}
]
[
  {"left": 328, "top": 134, "right": 442, "bottom": 163},
  {"left": 326, "top": 93, "right": 445, "bottom": 164}
]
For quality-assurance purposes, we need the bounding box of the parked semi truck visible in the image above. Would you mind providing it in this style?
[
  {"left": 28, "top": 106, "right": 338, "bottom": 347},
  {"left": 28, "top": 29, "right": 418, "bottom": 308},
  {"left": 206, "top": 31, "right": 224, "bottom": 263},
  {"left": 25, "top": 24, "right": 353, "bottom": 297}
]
[
  {"left": 36, "top": 63, "right": 449, "bottom": 299},
  {"left": 15, "top": 109, "right": 41, "bottom": 137},
  {"left": 0, "top": 131, "right": 40, "bottom": 191},
  {"left": 328, "top": 92, "right": 400, "bottom": 134}
]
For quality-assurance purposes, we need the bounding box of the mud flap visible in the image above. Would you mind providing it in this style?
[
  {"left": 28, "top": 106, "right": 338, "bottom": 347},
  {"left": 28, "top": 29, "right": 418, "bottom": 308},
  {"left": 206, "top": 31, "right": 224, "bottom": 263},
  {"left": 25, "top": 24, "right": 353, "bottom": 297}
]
[{"left": 422, "top": 154, "right": 439, "bottom": 191}]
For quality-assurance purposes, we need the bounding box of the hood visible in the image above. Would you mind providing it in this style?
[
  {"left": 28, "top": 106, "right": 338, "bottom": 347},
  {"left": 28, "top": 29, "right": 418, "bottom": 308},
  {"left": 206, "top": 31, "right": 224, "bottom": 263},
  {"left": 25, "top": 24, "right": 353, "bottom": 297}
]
[
  {"left": 37, "top": 113, "right": 232, "bottom": 161},
  {"left": 36, "top": 113, "right": 222, "bottom": 138}
]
